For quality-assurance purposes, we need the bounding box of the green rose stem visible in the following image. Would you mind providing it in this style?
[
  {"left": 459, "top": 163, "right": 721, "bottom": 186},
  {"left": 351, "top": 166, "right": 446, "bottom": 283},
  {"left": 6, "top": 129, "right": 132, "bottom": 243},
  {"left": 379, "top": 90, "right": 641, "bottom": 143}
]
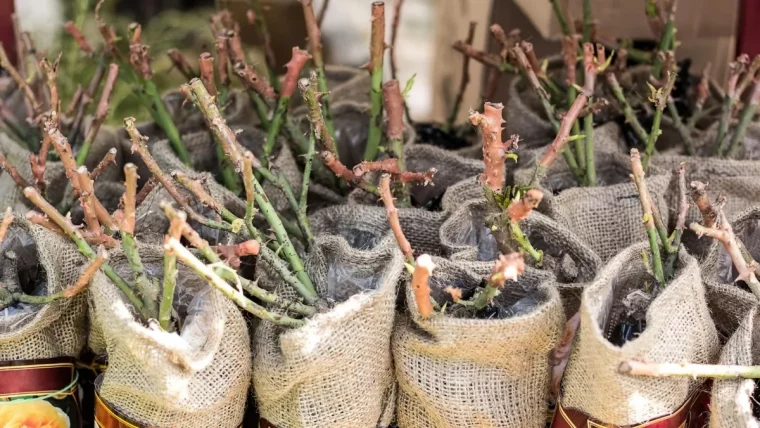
[
  {"left": 363, "top": 1, "right": 386, "bottom": 161},
  {"left": 650, "top": 0, "right": 676, "bottom": 80},
  {"left": 642, "top": 71, "right": 677, "bottom": 170},
  {"left": 630, "top": 148, "right": 665, "bottom": 286},
  {"left": 159, "top": 210, "right": 183, "bottom": 331}
]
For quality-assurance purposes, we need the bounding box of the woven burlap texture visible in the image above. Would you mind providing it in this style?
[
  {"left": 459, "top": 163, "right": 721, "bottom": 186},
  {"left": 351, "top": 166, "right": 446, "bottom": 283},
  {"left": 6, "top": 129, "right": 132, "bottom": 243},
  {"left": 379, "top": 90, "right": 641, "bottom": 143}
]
[
  {"left": 0, "top": 215, "right": 87, "bottom": 360},
  {"left": 91, "top": 243, "right": 250, "bottom": 427},
  {"left": 709, "top": 306, "right": 760, "bottom": 428},
  {"left": 393, "top": 256, "right": 563, "bottom": 428},
  {"left": 514, "top": 151, "right": 671, "bottom": 261},
  {"left": 559, "top": 242, "right": 719, "bottom": 425},
  {"left": 309, "top": 203, "right": 447, "bottom": 256},
  {"left": 439, "top": 198, "right": 602, "bottom": 317},
  {"left": 253, "top": 235, "right": 403, "bottom": 428}
]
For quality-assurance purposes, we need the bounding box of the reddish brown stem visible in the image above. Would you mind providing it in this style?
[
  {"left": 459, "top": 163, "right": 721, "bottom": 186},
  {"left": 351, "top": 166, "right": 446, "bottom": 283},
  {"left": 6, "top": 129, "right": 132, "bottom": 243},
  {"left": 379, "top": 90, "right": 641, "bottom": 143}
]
[
  {"left": 520, "top": 41, "right": 545, "bottom": 79},
  {"left": 25, "top": 212, "right": 65, "bottom": 236},
  {"left": 81, "top": 63, "right": 119, "bottom": 162},
  {"left": 507, "top": 189, "right": 544, "bottom": 222},
  {"left": 65, "top": 86, "right": 83, "bottom": 117},
  {"left": 383, "top": 79, "right": 405, "bottom": 141},
  {"left": 63, "top": 248, "right": 108, "bottom": 298},
  {"left": 468, "top": 103, "right": 508, "bottom": 192},
  {"left": 233, "top": 61, "right": 277, "bottom": 103},
  {"left": 452, "top": 40, "right": 508, "bottom": 71},
  {"left": 214, "top": 36, "right": 231, "bottom": 88},
  {"left": 690, "top": 181, "right": 718, "bottom": 228},
  {"left": 40, "top": 54, "right": 62, "bottom": 126},
  {"left": 448, "top": 22, "right": 476, "bottom": 128},
  {"left": 412, "top": 254, "right": 434, "bottom": 319},
  {"left": 582, "top": 42, "right": 596, "bottom": 94},
  {"left": 282, "top": 47, "right": 312, "bottom": 98},
  {"left": 129, "top": 43, "right": 152, "bottom": 80},
  {"left": 28, "top": 153, "right": 46, "bottom": 193},
  {"left": 695, "top": 63, "right": 711, "bottom": 110},
  {"left": 90, "top": 148, "right": 117, "bottom": 182},
  {"left": 562, "top": 35, "right": 579, "bottom": 86},
  {"left": 199, "top": 52, "right": 217, "bottom": 97},
  {"left": 134, "top": 176, "right": 157, "bottom": 208},
  {"left": 121, "top": 163, "right": 138, "bottom": 234},
  {"left": 45, "top": 121, "right": 80, "bottom": 192},
  {"left": 389, "top": 0, "right": 404, "bottom": 80},
  {"left": 95, "top": 0, "right": 122, "bottom": 61},
  {"left": 77, "top": 166, "right": 101, "bottom": 235},
  {"left": 535, "top": 93, "right": 589, "bottom": 180},
  {"left": 380, "top": 174, "right": 413, "bottom": 262},
  {"left": 167, "top": 49, "right": 197, "bottom": 80},
  {"left": 300, "top": 0, "right": 324, "bottom": 67},
  {"left": 320, "top": 151, "right": 357, "bottom": 185},
  {"left": 171, "top": 171, "right": 222, "bottom": 214},
  {"left": 353, "top": 159, "right": 437, "bottom": 185},
  {"left": 64, "top": 21, "right": 94, "bottom": 55},
  {"left": 490, "top": 24, "right": 509, "bottom": 61}
]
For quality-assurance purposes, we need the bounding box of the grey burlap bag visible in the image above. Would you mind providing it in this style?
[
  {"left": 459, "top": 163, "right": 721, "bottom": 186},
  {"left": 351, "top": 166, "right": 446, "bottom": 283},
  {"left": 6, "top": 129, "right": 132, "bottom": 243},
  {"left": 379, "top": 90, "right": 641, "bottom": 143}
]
[
  {"left": 514, "top": 151, "right": 671, "bottom": 261},
  {"left": 253, "top": 235, "right": 403, "bottom": 428},
  {"left": 0, "top": 215, "right": 87, "bottom": 360},
  {"left": 558, "top": 242, "right": 719, "bottom": 425},
  {"left": 439, "top": 198, "right": 601, "bottom": 317},
  {"left": 393, "top": 257, "right": 563, "bottom": 428},
  {"left": 710, "top": 306, "right": 760, "bottom": 428},
  {"left": 404, "top": 144, "right": 483, "bottom": 209},
  {"left": 0, "top": 133, "right": 67, "bottom": 212},
  {"left": 309, "top": 203, "right": 446, "bottom": 256},
  {"left": 90, "top": 243, "right": 250, "bottom": 427}
]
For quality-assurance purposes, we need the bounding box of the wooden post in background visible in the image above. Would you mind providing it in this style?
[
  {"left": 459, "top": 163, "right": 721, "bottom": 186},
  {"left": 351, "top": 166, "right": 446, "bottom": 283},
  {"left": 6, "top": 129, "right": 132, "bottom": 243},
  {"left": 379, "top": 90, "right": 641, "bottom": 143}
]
[{"left": 430, "top": 0, "right": 492, "bottom": 124}]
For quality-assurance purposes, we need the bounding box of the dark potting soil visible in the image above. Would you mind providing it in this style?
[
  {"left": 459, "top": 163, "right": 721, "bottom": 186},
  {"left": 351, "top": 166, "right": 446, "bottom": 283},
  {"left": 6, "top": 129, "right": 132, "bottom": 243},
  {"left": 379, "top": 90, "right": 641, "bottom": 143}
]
[
  {"left": 414, "top": 122, "right": 472, "bottom": 150},
  {"left": 610, "top": 317, "right": 647, "bottom": 346}
]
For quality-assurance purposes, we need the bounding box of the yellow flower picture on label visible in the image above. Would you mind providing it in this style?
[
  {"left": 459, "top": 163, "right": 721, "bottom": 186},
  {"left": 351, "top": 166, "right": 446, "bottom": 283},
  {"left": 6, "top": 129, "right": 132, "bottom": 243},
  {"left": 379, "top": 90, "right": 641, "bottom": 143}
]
[{"left": 0, "top": 400, "right": 71, "bottom": 428}]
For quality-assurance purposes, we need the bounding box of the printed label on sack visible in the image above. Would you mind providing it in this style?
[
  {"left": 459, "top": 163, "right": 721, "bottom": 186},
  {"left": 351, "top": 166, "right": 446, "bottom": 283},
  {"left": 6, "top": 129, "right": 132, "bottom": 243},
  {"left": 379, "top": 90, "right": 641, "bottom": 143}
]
[{"left": 0, "top": 357, "right": 82, "bottom": 428}]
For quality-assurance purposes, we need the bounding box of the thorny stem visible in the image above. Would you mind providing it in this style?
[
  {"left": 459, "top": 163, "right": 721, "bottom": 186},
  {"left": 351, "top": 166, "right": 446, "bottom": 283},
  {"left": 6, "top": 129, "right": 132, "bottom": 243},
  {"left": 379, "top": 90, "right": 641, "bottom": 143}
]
[
  {"left": 691, "top": 211, "right": 760, "bottom": 300},
  {"left": 390, "top": 0, "right": 404, "bottom": 81},
  {"left": 512, "top": 45, "right": 559, "bottom": 131},
  {"left": 242, "top": 152, "right": 318, "bottom": 302},
  {"left": 715, "top": 56, "right": 748, "bottom": 155},
  {"left": 199, "top": 52, "right": 217, "bottom": 97},
  {"left": 531, "top": 93, "right": 590, "bottom": 187},
  {"left": 383, "top": 79, "right": 410, "bottom": 203},
  {"left": 642, "top": 71, "right": 677, "bottom": 170},
  {"left": 214, "top": 36, "right": 231, "bottom": 90},
  {"left": 727, "top": 77, "right": 760, "bottom": 158},
  {"left": 445, "top": 22, "right": 477, "bottom": 132},
  {"left": 630, "top": 149, "right": 665, "bottom": 286},
  {"left": 411, "top": 254, "right": 434, "bottom": 319},
  {"left": 364, "top": 1, "right": 386, "bottom": 161},
  {"left": 90, "top": 149, "right": 117, "bottom": 183},
  {"left": 77, "top": 63, "right": 119, "bottom": 166},
  {"left": 22, "top": 187, "right": 148, "bottom": 318},
  {"left": 160, "top": 211, "right": 184, "bottom": 331},
  {"left": 619, "top": 360, "right": 760, "bottom": 379},
  {"left": 76, "top": 167, "right": 102, "bottom": 238},
  {"left": 451, "top": 41, "right": 516, "bottom": 74},
  {"left": 166, "top": 239, "right": 305, "bottom": 328},
  {"left": 664, "top": 163, "right": 689, "bottom": 277},
  {"left": 0, "top": 43, "right": 41, "bottom": 117},
  {"left": 161, "top": 202, "right": 316, "bottom": 317},
  {"left": 124, "top": 117, "right": 234, "bottom": 233},
  {"left": 353, "top": 159, "right": 436, "bottom": 185},
  {"left": 300, "top": 132, "right": 316, "bottom": 218},
  {"left": 64, "top": 21, "right": 94, "bottom": 56},
  {"left": 380, "top": 174, "right": 413, "bottom": 263},
  {"left": 468, "top": 103, "right": 510, "bottom": 193},
  {"left": 167, "top": 49, "right": 196, "bottom": 80},
  {"left": 40, "top": 54, "right": 62, "bottom": 127},
  {"left": 650, "top": 0, "right": 677, "bottom": 80},
  {"left": 184, "top": 79, "right": 244, "bottom": 167},
  {"left": 300, "top": 0, "right": 336, "bottom": 137},
  {"left": 689, "top": 181, "right": 718, "bottom": 228},
  {"left": 299, "top": 73, "right": 337, "bottom": 156},
  {"left": 583, "top": 43, "right": 600, "bottom": 186},
  {"left": 509, "top": 219, "right": 543, "bottom": 264},
  {"left": 0, "top": 152, "right": 30, "bottom": 189}
]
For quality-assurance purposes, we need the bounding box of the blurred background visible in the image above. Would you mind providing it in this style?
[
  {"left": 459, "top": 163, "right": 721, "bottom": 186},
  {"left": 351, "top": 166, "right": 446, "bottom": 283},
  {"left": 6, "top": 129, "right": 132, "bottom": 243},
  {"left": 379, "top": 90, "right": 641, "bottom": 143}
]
[{"left": 4, "top": 0, "right": 756, "bottom": 124}]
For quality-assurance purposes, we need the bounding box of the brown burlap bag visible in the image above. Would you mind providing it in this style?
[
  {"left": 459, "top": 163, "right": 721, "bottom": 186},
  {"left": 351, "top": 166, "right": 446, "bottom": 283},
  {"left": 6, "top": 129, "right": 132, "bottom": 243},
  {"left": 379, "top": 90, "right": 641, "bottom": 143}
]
[
  {"left": 514, "top": 151, "right": 671, "bottom": 261},
  {"left": 253, "top": 235, "right": 403, "bottom": 428},
  {"left": 439, "top": 198, "right": 601, "bottom": 317},
  {"left": 309, "top": 203, "right": 446, "bottom": 256},
  {"left": 709, "top": 306, "right": 760, "bottom": 427},
  {"left": 0, "top": 215, "right": 87, "bottom": 360},
  {"left": 393, "top": 256, "right": 563, "bottom": 427},
  {"left": 558, "top": 242, "right": 719, "bottom": 425},
  {"left": 90, "top": 243, "right": 250, "bottom": 427}
]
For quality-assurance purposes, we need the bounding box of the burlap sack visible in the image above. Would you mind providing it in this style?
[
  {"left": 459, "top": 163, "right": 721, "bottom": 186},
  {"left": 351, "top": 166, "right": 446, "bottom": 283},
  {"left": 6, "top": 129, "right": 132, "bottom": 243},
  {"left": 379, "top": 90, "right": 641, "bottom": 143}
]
[
  {"left": 393, "top": 256, "right": 563, "bottom": 427},
  {"left": 90, "top": 243, "right": 251, "bottom": 427},
  {"left": 709, "top": 306, "right": 760, "bottom": 427},
  {"left": 404, "top": 144, "right": 483, "bottom": 209},
  {"left": 253, "top": 235, "right": 403, "bottom": 428},
  {"left": 0, "top": 133, "right": 67, "bottom": 212},
  {"left": 439, "top": 198, "right": 601, "bottom": 316},
  {"left": 0, "top": 215, "right": 87, "bottom": 360},
  {"left": 558, "top": 242, "right": 720, "bottom": 425},
  {"left": 514, "top": 151, "right": 671, "bottom": 261},
  {"left": 309, "top": 203, "right": 446, "bottom": 256}
]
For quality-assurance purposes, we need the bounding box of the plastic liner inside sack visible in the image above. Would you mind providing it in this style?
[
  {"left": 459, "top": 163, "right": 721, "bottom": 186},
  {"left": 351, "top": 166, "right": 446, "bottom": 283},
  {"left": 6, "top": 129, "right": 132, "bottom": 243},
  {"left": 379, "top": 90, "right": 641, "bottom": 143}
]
[
  {"left": 440, "top": 199, "right": 601, "bottom": 285},
  {"left": 713, "top": 211, "right": 760, "bottom": 285},
  {"left": 253, "top": 235, "right": 403, "bottom": 428},
  {"left": 0, "top": 226, "right": 47, "bottom": 333}
]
